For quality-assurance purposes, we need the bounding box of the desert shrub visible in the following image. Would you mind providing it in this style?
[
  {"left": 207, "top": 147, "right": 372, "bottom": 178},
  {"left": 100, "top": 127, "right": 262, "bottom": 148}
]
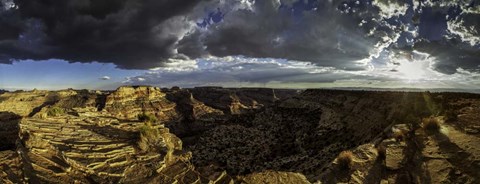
[
  {"left": 422, "top": 117, "right": 441, "bottom": 132},
  {"left": 137, "top": 113, "right": 157, "bottom": 123},
  {"left": 137, "top": 123, "right": 163, "bottom": 152},
  {"left": 337, "top": 151, "right": 353, "bottom": 170},
  {"left": 376, "top": 144, "right": 386, "bottom": 160},
  {"left": 392, "top": 130, "right": 406, "bottom": 142},
  {"left": 47, "top": 107, "right": 64, "bottom": 117}
]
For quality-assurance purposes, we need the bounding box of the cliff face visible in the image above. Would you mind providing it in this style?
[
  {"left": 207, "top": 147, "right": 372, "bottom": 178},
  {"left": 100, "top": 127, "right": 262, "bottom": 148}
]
[
  {"left": 163, "top": 89, "right": 225, "bottom": 138},
  {"left": 13, "top": 115, "right": 214, "bottom": 183},
  {"left": 165, "top": 89, "right": 224, "bottom": 122},
  {"left": 104, "top": 86, "right": 179, "bottom": 122},
  {"left": 190, "top": 87, "right": 298, "bottom": 114},
  {"left": 0, "top": 86, "right": 284, "bottom": 183},
  {"left": 188, "top": 90, "right": 480, "bottom": 183},
  {"left": 189, "top": 90, "right": 405, "bottom": 179},
  {"left": 0, "top": 87, "right": 479, "bottom": 183}
]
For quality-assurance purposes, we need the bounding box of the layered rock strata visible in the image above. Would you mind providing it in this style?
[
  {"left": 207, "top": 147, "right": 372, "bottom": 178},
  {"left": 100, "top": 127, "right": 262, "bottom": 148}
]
[
  {"left": 104, "top": 86, "right": 179, "bottom": 122},
  {"left": 0, "top": 87, "right": 479, "bottom": 183}
]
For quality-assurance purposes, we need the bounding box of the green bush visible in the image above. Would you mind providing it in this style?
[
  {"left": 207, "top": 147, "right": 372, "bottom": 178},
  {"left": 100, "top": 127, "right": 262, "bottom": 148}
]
[
  {"left": 137, "top": 113, "right": 157, "bottom": 123},
  {"left": 47, "top": 107, "right": 64, "bottom": 117}
]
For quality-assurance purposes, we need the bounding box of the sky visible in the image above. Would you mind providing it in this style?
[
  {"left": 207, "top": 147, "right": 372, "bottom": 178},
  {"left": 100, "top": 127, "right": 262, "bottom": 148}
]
[{"left": 0, "top": 0, "right": 479, "bottom": 90}]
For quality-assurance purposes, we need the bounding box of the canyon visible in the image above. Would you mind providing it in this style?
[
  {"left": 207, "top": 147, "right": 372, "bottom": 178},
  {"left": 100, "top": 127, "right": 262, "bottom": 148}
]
[{"left": 0, "top": 86, "right": 479, "bottom": 183}]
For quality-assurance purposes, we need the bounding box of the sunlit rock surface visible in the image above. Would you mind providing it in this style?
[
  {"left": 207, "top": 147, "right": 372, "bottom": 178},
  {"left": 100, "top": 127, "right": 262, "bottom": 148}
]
[
  {"left": 0, "top": 90, "right": 62, "bottom": 117},
  {"left": 104, "top": 86, "right": 179, "bottom": 121},
  {"left": 190, "top": 87, "right": 297, "bottom": 114},
  {"left": 0, "top": 87, "right": 479, "bottom": 183}
]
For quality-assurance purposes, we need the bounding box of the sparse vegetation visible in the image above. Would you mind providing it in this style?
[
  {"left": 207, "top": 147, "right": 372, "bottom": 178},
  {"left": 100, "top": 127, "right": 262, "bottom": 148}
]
[
  {"left": 337, "top": 151, "right": 353, "bottom": 170},
  {"left": 47, "top": 106, "right": 64, "bottom": 117},
  {"left": 137, "top": 113, "right": 157, "bottom": 123},
  {"left": 137, "top": 123, "right": 163, "bottom": 152},
  {"left": 375, "top": 144, "right": 386, "bottom": 160},
  {"left": 422, "top": 117, "right": 441, "bottom": 132},
  {"left": 392, "top": 130, "right": 406, "bottom": 142}
]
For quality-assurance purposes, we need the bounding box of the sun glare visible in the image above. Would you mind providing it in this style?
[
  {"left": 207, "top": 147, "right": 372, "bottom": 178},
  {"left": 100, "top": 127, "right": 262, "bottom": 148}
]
[{"left": 396, "top": 59, "right": 427, "bottom": 81}]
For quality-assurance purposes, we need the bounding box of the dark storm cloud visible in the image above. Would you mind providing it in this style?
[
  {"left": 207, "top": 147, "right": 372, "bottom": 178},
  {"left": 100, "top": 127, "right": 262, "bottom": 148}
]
[
  {"left": 176, "top": 30, "right": 208, "bottom": 59},
  {"left": 0, "top": 0, "right": 208, "bottom": 69},
  {"left": 0, "top": 0, "right": 23, "bottom": 62},
  {"left": 0, "top": 0, "right": 398, "bottom": 70},
  {"left": 414, "top": 40, "right": 480, "bottom": 74},
  {"left": 181, "top": 0, "right": 385, "bottom": 71},
  {"left": 0, "top": 4, "right": 21, "bottom": 40},
  {"left": 0, "top": 0, "right": 479, "bottom": 75},
  {"left": 410, "top": 0, "right": 480, "bottom": 73}
]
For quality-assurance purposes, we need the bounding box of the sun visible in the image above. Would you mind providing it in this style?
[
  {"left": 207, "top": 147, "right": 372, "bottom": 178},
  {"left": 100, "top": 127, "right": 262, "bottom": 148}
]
[{"left": 395, "top": 59, "right": 427, "bottom": 81}]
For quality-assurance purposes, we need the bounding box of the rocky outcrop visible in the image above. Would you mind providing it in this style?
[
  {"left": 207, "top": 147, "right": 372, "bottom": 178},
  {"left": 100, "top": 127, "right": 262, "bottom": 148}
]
[
  {"left": 13, "top": 114, "right": 229, "bottom": 183},
  {"left": 0, "top": 112, "right": 21, "bottom": 150},
  {"left": 166, "top": 89, "right": 224, "bottom": 122},
  {"left": 189, "top": 87, "right": 255, "bottom": 114},
  {"left": 0, "top": 87, "right": 479, "bottom": 183},
  {"left": 319, "top": 143, "right": 383, "bottom": 184},
  {"left": 188, "top": 90, "right": 480, "bottom": 183},
  {"left": 0, "top": 90, "right": 59, "bottom": 117},
  {"left": 190, "top": 87, "right": 297, "bottom": 114},
  {"left": 0, "top": 89, "right": 98, "bottom": 117},
  {"left": 53, "top": 89, "right": 100, "bottom": 110},
  {"left": 189, "top": 90, "right": 412, "bottom": 180},
  {"left": 0, "top": 150, "right": 24, "bottom": 183},
  {"left": 383, "top": 139, "right": 407, "bottom": 170},
  {"left": 316, "top": 116, "right": 480, "bottom": 184},
  {"left": 104, "top": 86, "right": 179, "bottom": 122},
  {"left": 448, "top": 96, "right": 480, "bottom": 134},
  {"left": 413, "top": 118, "right": 480, "bottom": 183},
  {"left": 164, "top": 89, "right": 225, "bottom": 138}
]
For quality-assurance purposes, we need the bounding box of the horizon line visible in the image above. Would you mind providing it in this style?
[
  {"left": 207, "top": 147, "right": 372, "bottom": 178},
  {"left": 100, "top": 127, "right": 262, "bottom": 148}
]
[{"left": 1, "top": 85, "right": 479, "bottom": 94}]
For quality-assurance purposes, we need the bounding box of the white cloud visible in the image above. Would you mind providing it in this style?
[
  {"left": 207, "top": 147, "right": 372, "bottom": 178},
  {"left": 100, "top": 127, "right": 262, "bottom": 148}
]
[
  {"left": 120, "top": 55, "right": 480, "bottom": 89},
  {"left": 123, "top": 56, "right": 351, "bottom": 86},
  {"left": 372, "top": 0, "right": 409, "bottom": 19},
  {"left": 447, "top": 16, "right": 480, "bottom": 46},
  {"left": 1, "top": 0, "right": 17, "bottom": 11},
  {"left": 99, "top": 76, "right": 111, "bottom": 80},
  {"left": 150, "top": 58, "right": 198, "bottom": 72}
]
